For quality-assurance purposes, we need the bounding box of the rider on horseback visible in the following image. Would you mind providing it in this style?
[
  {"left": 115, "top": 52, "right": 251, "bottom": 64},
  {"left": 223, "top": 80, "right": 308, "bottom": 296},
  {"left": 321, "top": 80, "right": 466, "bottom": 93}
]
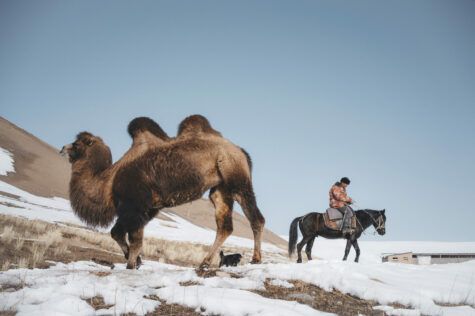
[{"left": 329, "top": 177, "right": 354, "bottom": 236}]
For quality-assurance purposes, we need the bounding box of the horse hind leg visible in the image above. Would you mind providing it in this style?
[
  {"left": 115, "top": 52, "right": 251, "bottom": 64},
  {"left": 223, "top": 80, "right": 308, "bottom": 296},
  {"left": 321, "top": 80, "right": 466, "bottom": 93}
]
[
  {"left": 297, "top": 235, "right": 312, "bottom": 263},
  {"left": 199, "top": 186, "right": 234, "bottom": 269},
  {"left": 305, "top": 236, "right": 316, "bottom": 261},
  {"left": 234, "top": 185, "right": 265, "bottom": 264}
]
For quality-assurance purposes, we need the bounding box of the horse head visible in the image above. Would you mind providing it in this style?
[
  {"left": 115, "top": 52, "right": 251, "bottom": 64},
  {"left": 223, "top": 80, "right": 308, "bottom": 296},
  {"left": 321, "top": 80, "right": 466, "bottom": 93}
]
[{"left": 373, "top": 209, "right": 386, "bottom": 235}]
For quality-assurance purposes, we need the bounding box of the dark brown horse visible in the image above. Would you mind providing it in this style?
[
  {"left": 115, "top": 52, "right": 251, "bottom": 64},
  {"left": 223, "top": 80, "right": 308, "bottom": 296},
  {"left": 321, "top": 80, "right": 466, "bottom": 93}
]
[{"left": 288, "top": 209, "right": 386, "bottom": 263}]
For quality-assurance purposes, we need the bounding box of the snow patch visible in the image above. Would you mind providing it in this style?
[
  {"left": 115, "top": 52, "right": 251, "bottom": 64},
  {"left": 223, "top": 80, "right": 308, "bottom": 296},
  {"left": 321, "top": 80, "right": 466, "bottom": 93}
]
[
  {"left": 0, "top": 261, "right": 329, "bottom": 316},
  {"left": 229, "top": 260, "right": 475, "bottom": 316},
  {"left": 269, "top": 279, "right": 294, "bottom": 288},
  {"left": 0, "top": 147, "right": 15, "bottom": 175}
]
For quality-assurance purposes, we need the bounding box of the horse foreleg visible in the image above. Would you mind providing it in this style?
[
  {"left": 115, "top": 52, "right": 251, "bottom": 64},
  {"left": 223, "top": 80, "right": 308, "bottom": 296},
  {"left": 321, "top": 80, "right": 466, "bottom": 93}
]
[
  {"left": 305, "top": 236, "right": 316, "bottom": 261},
  {"left": 342, "top": 238, "right": 352, "bottom": 261},
  {"left": 127, "top": 227, "right": 144, "bottom": 269},
  {"left": 200, "top": 187, "right": 234, "bottom": 269},
  {"left": 352, "top": 239, "right": 361, "bottom": 262}
]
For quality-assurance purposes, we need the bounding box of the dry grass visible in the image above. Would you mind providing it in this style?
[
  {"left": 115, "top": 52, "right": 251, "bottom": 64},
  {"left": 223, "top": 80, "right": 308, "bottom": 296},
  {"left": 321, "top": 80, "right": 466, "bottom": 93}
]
[
  {"left": 145, "top": 295, "right": 203, "bottom": 316},
  {"left": 0, "top": 214, "right": 261, "bottom": 271},
  {"left": 83, "top": 295, "right": 114, "bottom": 310},
  {"left": 0, "top": 226, "right": 15, "bottom": 244},
  {"left": 14, "top": 238, "right": 24, "bottom": 251},
  {"left": 0, "top": 309, "right": 16, "bottom": 316}
]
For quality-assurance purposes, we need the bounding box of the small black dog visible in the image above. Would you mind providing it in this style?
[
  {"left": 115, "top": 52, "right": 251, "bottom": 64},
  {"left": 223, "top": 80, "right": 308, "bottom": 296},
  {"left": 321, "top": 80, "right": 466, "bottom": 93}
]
[{"left": 219, "top": 251, "right": 242, "bottom": 267}]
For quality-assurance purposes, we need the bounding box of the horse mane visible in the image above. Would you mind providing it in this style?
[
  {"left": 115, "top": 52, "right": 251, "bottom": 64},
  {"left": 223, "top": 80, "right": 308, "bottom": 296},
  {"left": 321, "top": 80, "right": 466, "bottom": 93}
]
[
  {"left": 177, "top": 115, "right": 222, "bottom": 137},
  {"left": 355, "top": 209, "right": 383, "bottom": 215},
  {"left": 127, "top": 117, "right": 170, "bottom": 140}
]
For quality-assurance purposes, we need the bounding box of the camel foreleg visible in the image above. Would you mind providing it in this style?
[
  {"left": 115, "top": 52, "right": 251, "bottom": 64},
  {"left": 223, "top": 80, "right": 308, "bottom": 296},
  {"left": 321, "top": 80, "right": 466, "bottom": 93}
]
[
  {"left": 127, "top": 227, "right": 144, "bottom": 269},
  {"left": 111, "top": 222, "right": 129, "bottom": 259}
]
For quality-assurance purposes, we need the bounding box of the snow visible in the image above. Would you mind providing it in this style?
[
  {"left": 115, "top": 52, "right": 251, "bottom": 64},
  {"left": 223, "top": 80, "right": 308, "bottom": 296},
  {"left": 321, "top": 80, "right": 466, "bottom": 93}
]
[
  {"left": 0, "top": 261, "right": 331, "bottom": 316},
  {"left": 222, "top": 260, "right": 475, "bottom": 316},
  {"left": 0, "top": 147, "right": 15, "bottom": 175},
  {"left": 155, "top": 285, "right": 330, "bottom": 316},
  {"left": 298, "top": 238, "right": 475, "bottom": 264},
  {"left": 1, "top": 258, "right": 474, "bottom": 316},
  {"left": 269, "top": 279, "right": 294, "bottom": 288}
]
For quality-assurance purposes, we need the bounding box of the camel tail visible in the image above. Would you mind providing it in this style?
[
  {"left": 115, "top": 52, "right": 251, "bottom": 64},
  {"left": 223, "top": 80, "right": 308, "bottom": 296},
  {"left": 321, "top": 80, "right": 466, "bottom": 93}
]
[
  {"left": 288, "top": 216, "right": 302, "bottom": 257},
  {"left": 240, "top": 147, "right": 253, "bottom": 173}
]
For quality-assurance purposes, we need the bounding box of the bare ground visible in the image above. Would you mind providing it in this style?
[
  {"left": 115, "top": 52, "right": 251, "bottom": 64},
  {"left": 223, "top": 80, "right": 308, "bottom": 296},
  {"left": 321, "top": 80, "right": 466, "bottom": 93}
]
[{"left": 254, "top": 279, "right": 381, "bottom": 316}]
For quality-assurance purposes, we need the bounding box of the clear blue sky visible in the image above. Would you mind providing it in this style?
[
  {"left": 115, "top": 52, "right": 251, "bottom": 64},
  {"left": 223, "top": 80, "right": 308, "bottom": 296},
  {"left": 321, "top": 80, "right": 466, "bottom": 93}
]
[{"left": 1, "top": 1, "right": 474, "bottom": 241}]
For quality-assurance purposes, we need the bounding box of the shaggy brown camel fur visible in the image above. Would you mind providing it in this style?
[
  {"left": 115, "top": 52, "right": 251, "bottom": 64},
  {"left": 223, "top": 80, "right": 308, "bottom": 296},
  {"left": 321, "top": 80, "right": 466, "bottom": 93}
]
[
  {"left": 61, "top": 116, "right": 265, "bottom": 269},
  {"left": 61, "top": 117, "right": 170, "bottom": 267}
]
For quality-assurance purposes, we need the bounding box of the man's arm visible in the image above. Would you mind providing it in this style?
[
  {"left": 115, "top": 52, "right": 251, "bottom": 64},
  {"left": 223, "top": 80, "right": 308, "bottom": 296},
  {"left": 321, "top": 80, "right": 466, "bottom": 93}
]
[{"left": 332, "top": 187, "right": 352, "bottom": 204}]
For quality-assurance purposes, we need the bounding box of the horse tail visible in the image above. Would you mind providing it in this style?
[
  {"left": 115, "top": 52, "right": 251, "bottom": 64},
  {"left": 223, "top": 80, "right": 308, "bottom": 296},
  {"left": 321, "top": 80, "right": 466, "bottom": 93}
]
[{"left": 288, "top": 216, "right": 302, "bottom": 257}]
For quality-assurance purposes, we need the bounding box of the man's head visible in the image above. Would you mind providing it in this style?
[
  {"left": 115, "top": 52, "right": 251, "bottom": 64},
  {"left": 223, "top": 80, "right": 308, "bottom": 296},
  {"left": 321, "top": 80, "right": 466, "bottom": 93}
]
[{"left": 340, "top": 177, "right": 351, "bottom": 188}]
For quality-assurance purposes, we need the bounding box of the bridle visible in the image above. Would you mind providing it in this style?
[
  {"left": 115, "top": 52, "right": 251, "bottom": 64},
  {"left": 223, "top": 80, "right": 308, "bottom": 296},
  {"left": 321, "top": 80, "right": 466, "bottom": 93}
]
[{"left": 362, "top": 210, "right": 385, "bottom": 232}]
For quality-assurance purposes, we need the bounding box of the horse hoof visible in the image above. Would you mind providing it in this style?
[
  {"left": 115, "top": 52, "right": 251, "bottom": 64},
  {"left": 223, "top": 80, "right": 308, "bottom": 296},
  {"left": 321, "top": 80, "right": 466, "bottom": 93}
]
[
  {"left": 136, "top": 256, "right": 143, "bottom": 268},
  {"left": 296, "top": 259, "right": 302, "bottom": 263}
]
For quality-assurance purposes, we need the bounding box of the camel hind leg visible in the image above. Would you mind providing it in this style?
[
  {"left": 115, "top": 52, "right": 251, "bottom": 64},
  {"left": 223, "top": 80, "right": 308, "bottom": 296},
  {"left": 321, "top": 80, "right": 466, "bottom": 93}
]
[
  {"left": 234, "top": 186, "right": 265, "bottom": 264},
  {"left": 199, "top": 186, "right": 234, "bottom": 269},
  {"left": 217, "top": 152, "right": 264, "bottom": 264}
]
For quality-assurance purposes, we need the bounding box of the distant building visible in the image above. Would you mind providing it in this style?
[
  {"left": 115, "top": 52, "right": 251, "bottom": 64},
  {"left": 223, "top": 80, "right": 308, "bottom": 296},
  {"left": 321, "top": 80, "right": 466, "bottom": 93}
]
[{"left": 382, "top": 252, "right": 475, "bottom": 264}]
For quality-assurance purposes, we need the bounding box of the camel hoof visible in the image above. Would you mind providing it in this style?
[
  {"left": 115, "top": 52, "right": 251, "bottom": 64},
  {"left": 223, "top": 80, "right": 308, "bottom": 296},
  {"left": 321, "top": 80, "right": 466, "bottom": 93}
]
[
  {"left": 250, "top": 260, "right": 261, "bottom": 265},
  {"left": 126, "top": 263, "right": 135, "bottom": 270},
  {"left": 198, "top": 263, "right": 209, "bottom": 271}
]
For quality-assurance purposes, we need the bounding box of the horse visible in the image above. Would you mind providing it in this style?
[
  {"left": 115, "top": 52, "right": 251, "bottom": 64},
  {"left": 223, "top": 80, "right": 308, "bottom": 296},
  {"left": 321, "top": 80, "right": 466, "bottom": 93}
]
[{"left": 288, "top": 209, "right": 386, "bottom": 263}]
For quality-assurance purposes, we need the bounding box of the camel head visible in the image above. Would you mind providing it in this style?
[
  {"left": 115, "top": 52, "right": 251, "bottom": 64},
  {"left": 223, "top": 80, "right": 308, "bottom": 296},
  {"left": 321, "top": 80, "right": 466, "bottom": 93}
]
[
  {"left": 177, "top": 114, "right": 222, "bottom": 137},
  {"left": 61, "top": 132, "right": 112, "bottom": 173}
]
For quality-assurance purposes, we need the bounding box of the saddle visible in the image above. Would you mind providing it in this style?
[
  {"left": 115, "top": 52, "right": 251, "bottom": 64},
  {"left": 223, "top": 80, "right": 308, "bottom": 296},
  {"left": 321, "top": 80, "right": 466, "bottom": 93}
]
[{"left": 323, "top": 208, "right": 356, "bottom": 231}]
